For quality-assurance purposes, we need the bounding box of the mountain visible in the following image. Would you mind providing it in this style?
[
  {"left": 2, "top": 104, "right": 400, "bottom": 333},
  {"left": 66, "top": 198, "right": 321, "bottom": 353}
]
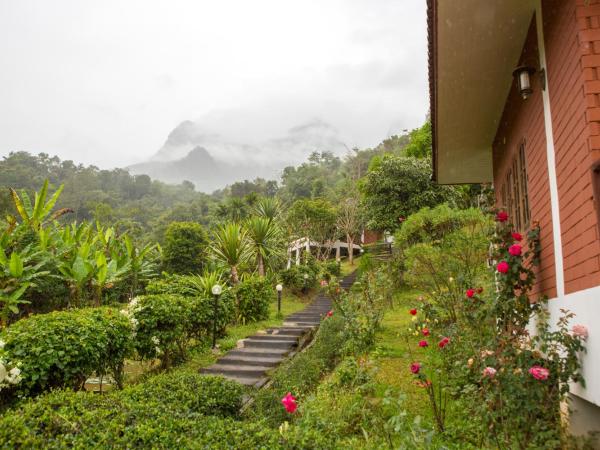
[{"left": 128, "top": 119, "right": 349, "bottom": 192}]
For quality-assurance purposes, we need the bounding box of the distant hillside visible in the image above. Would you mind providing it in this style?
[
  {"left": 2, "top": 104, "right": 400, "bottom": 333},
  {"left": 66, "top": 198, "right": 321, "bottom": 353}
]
[{"left": 128, "top": 119, "right": 349, "bottom": 192}]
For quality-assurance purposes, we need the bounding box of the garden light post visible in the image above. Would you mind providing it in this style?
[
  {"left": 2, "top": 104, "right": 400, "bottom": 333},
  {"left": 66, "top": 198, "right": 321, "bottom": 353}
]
[
  {"left": 276, "top": 283, "right": 283, "bottom": 315},
  {"left": 211, "top": 284, "right": 222, "bottom": 349}
]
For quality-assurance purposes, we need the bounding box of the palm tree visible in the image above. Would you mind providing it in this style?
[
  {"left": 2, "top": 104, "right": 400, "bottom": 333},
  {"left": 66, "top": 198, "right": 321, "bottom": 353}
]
[
  {"left": 211, "top": 223, "right": 251, "bottom": 283},
  {"left": 253, "top": 197, "right": 281, "bottom": 222},
  {"left": 245, "top": 217, "right": 280, "bottom": 277}
]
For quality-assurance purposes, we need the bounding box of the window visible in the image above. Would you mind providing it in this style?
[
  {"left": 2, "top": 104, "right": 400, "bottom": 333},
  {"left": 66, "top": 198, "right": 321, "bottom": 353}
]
[{"left": 500, "top": 141, "right": 530, "bottom": 231}]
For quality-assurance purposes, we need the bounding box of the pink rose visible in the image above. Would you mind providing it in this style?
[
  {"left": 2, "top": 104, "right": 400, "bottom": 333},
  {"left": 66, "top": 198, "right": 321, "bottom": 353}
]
[
  {"left": 528, "top": 365, "right": 550, "bottom": 381},
  {"left": 496, "top": 261, "right": 509, "bottom": 274},
  {"left": 512, "top": 232, "right": 523, "bottom": 241},
  {"left": 281, "top": 392, "right": 298, "bottom": 413},
  {"left": 320, "top": 280, "right": 328, "bottom": 287},
  {"left": 438, "top": 337, "right": 450, "bottom": 349},
  {"left": 508, "top": 244, "right": 522, "bottom": 257},
  {"left": 418, "top": 340, "right": 428, "bottom": 348},
  {"left": 422, "top": 328, "right": 430, "bottom": 337},
  {"left": 482, "top": 367, "right": 497, "bottom": 378},
  {"left": 496, "top": 211, "right": 508, "bottom": 222},
  {"left": 326, "top": 310, "right": 333, "bottom": 317},
  {"left": 410, "top": 362, "right": 421, "bottom": 374},
  {"left": 466, "top": 289, "right": 475, "bottom": 298},
  {"left": 409, "top": 308, "right": 417, "bottom": 316},
  {"left": 571, "top": 324, "right": 589, "bottom": 340}
]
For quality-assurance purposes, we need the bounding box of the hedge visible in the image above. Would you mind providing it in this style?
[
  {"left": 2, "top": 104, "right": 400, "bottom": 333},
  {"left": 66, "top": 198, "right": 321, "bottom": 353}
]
[
  {"left": 0, "top": 307, "right": 131, "bottom": 398},
  {"left": 145, "top": 275, "right": 235, "bottom": 339},
  {"left": 0, "top": 372, "right": 275, "bottom": 449},
  {"left": 233, "top": 276, "right": 273, "bottom": 323}
]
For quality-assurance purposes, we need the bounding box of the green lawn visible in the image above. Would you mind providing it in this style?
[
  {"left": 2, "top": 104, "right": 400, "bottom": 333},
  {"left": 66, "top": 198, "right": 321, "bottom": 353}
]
[{"left": 340, "top": 255, "right": 360, "bottom": 276}]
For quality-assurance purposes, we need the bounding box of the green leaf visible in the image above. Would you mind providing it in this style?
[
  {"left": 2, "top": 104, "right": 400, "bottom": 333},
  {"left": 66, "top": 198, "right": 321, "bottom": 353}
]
[{"left": 9, "top": 252, "right": 23, "bottom": 278}]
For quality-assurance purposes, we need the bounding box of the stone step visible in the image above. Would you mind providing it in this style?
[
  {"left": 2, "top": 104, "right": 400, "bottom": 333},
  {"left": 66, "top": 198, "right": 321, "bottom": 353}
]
[
  {"left": 243, "top": 338, "right": 297, "bottom": 350},
  {"left": 217, "top": 355, "right": 283, "bottom": 367},
  {"left": 213, "top": 374, "right": 267, "bottom": 387},
  {"left": 265, "top": 327, "right": 307, "bottom": 336},
  {"left": 283, "top": 321, "right": 320, "bottom": 327},
  {"left": 201, "top": 364, "right": 273, "bottom": 378},
  {"left": 227, "top": 348, "right": 291, "bottom": 358},
  {"left": 249, "top": 334, "right": 298, "bottom": 342}
]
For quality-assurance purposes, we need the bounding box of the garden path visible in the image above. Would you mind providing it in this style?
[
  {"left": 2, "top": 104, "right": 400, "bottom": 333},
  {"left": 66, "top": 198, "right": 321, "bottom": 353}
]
[{"left": 200, "top": 272, "right": 357, "bottom": 387}]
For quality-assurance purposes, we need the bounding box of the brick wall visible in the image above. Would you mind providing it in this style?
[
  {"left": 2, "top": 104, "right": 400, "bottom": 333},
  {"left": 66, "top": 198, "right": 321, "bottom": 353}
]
[
  {"left": 550, "top": 0, "right": 600, "bottom": 293},
  {"left": 493, "top": 17, "right": 556, "bottom": 299}
]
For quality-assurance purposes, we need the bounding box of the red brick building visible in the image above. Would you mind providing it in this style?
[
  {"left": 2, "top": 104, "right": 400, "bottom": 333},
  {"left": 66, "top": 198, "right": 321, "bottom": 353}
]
[{"left": 428, "top": 0, "right": 600, "bottom": 432}]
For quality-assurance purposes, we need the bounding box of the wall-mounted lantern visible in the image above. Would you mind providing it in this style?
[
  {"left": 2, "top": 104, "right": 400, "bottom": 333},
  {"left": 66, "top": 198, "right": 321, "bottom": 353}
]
[{"left": 512, "top": 66, "right": 536, "bottom": 99}]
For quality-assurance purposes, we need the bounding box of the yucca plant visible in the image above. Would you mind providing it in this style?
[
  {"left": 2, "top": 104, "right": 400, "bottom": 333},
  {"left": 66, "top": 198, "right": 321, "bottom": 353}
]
[
  {"left": 253, "top": 197, "right": 281, "bottom": 222},
  {"left": 182, "top": 269, "right": 226, "bottom": 297},
  {"left": 244, "top": 216, "right": 280, "bottom": 277},
  {"left": 211, "top": 223, "right": 251, "bottom": 283}
]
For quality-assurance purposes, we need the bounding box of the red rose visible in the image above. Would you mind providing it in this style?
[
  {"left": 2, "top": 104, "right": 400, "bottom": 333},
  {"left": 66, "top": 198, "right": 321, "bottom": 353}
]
[
  {"left": 410, "top": 362, "right": 421, "bottom": 374},
  {"left": 466, "top": 289, "right": 475, "bottom": 298},
  {"left": 418, "top": 340, "right": 428, "bottom": 348},
  {"left": 326, "top": 310, "right": 333, "bottom": 317},
  {"left": 528, "top": 365, "right": 550, "bottom": 381},
  {"left": 438, "top": 337, "right": 450, "bottom": 349},
  {"left": 422, "top": 328, "right": 430, "bottom": 336},
  {"left": 409, "top": 308, "right": 417, "bottom": 316},
  {"left": 508, "top": 244, "right": 522, "bottom": 257},
  {"left": 496, "top": 261, "right": 509, "bottom": 274},
  {"left": 511, "top": 232, "right": 523, "bottom": 241},
  {"left": 496, "top": 211, "right": 508, "bottom": 222}
]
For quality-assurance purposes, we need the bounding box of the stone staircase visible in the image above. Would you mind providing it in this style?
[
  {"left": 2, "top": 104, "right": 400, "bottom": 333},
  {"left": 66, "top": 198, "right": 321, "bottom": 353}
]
[{"left": 200, "top": 271, "right": 356, "bottom": 388}]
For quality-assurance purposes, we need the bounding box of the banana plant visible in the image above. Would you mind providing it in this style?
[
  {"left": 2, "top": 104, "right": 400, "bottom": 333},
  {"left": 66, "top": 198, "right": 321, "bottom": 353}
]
[
  {"left": 91, "top": 251, "right": 130, "bottom": 306},
  {"left": 122, "top": 235, "right": 160, "bottom": 298},
  {"left": 0, "top": 247, "right": 49, "bottom": 328},
  {"left": 57, "top": 242, "right": 94, "bottom": 307},
  {"left": 8, "top": 180, "right": 73, "bottom": 230}
]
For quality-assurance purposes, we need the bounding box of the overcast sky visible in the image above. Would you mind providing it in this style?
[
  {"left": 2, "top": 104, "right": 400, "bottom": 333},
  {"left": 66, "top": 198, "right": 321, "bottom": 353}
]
[{"left": 0, "top": 0, "right": 428, "bottom": 168}]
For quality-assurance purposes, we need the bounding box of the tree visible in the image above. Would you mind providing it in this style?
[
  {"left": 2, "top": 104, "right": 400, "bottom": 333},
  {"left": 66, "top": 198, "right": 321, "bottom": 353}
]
[
  {"left": 162, "top": 222, "right": 208, "bottom": 274},
  {"left": 287, "top": 199, "right": 337, "bottom": 260},
  {"left": 359, "top": 155, "right": 457, "bottom": 232},
  {"left": 245, "top": 217, "right": 280, "bottom": 276},
  {"left": 211, "top": 223, "right": 251, "bottom": 283},
  {"left": 403, "top": 121, "right": 432, "bottom": 159},
  {"left": 336, "top": 196, "right": 363, "bottom": 265}
]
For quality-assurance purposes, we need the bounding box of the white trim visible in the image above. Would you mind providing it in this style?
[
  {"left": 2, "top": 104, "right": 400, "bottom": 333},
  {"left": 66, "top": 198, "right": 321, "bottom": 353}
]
[
  {"left": 546, "top": 287, "right": 600, "bottom": 407},
  {"left": 535, "top": 1, "right": 565, "bottom": 298}
]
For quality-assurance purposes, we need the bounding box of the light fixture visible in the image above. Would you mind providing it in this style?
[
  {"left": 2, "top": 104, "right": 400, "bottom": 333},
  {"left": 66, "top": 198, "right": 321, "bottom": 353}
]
[
  {"left": 303, "top": 273, "right": 309, "bottom": 280},
  {"left": 512, "top": 66, "right": 536, "bottom": 100},
  {"left": 276, "top": 284, "right": 283, "bottom": 292},
  {"left": 211, "top": 284, "right": 222, "bottom": 296}
]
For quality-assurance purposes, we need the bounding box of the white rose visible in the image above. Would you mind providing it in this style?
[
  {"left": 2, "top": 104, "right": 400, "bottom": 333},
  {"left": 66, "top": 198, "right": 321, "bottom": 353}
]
[
  {"left": 151, "top": 336, "right": 160, "bottom": 346},
  {"left": 7, "top": 367, "right": 21, "bottom": 384},
  {"left": 0, "top": 363, "right": 6, "bottom": 382}
]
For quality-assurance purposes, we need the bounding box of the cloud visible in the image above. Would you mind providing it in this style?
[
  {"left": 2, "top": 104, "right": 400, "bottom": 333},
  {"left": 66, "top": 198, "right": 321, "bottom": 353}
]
[{"left": 0, "top": 0, "right": 428, "bottom": 170}]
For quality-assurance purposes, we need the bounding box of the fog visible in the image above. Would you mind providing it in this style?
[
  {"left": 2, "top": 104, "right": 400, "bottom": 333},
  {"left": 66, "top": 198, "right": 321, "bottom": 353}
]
[{"left": 0, "top": 0, "right": 428, "bottom": 170}]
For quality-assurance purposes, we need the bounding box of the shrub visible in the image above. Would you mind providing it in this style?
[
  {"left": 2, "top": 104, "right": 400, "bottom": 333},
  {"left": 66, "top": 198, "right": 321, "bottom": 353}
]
[
  {"left": 233, "top": 276, "right": 273, "bottom": 323},
  {"left": 0, "top": 307, "right": 132, "bottom": 399},
  {"left": 0, "top": 372, "right": 272, "bottom": 449},
  {"left": 145, "top": 274, "right": 235, "bottom": 340},
  {"left": 279, "top": 264, "right": 318, "bottom": 294},
  {"left": 320, "top": 260, "right": 340, "bottom": 281},
  {"left": 125, "top": 294, "right": 189, "bottom": 368},
  {"left": 162, "top": 221, "right": 208, "bottom": 274}
]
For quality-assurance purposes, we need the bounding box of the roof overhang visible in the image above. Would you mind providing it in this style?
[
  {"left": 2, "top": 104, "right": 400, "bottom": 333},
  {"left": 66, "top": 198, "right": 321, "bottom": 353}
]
[{"left": 428, "top": 0, "right": 535, "bottom": 184}]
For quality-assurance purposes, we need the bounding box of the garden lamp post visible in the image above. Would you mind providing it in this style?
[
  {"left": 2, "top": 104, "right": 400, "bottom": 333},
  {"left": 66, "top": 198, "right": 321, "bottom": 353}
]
[
  {"left": 303, "top": 273, "right": 309, "bottom": 294},
  {"left": 211, "top": 284, "right": 222, "bottom": 349},
  {"left": 276, "top": 283, "right": 283, "bottom": 315}
]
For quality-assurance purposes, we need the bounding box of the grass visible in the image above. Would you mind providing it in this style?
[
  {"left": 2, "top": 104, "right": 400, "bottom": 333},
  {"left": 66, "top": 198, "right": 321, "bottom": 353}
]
[
  {"left": 340, "top": 255, "right": 360, "bottom": 276},
  {"left": 371, "top": 287, "right": 430, "bottom": 418}
]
